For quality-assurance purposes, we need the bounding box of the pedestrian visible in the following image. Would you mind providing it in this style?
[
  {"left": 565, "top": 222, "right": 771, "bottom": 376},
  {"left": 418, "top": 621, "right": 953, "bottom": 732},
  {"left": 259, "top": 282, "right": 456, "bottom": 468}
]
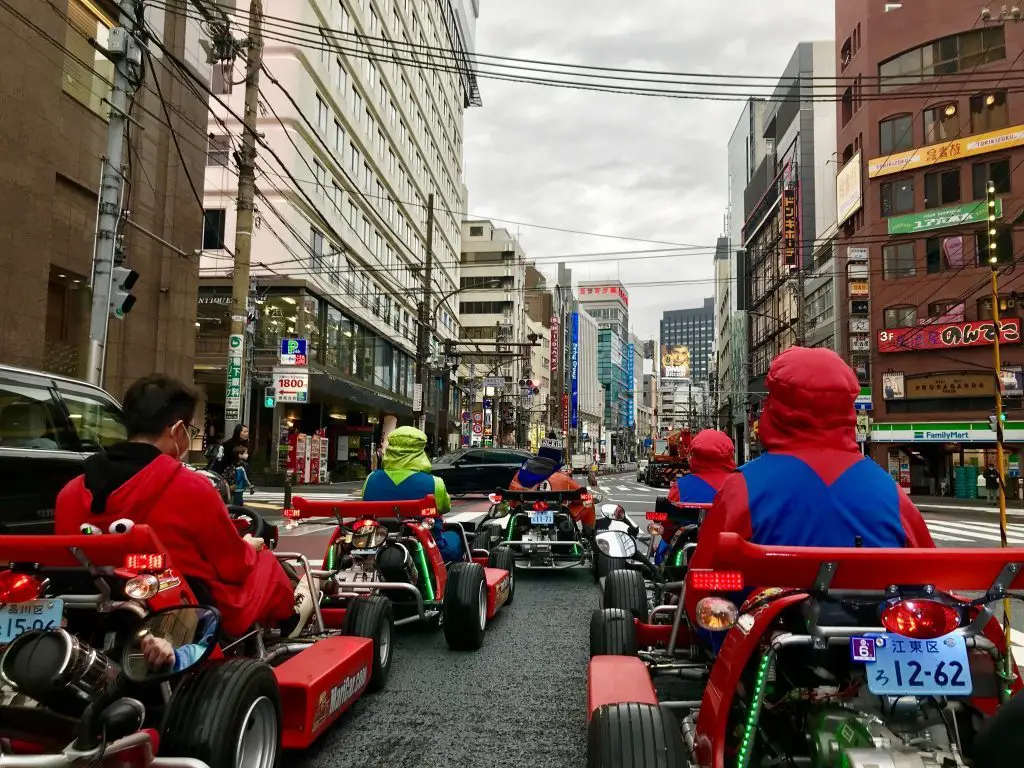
[
  {"left": 229, "top": 444, "right": 254, "bottom": 506},
  {"left": 208, "top": 424, "right": 249, "bottom": 474},
  {"left": 984, "top": 463, "right": 1001, "bottom": 502}
]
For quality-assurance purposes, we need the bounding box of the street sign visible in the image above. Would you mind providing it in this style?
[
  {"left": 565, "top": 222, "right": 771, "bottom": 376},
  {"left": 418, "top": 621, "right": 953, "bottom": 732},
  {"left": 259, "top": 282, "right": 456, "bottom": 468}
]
[
  {"left": 280, "top": 338, "right": 308, "bottom": 366},
  {"left": 225, "top": 334, "right": 244, "bottom": 421},
  {"left": 413, "top": 383, "right": 423, "bottom": 411},
  {"left": 273, "top": 367, "right": 309, "bottom": 403},
  {"left": 483, "top": 376, "right": 505, "bottom": 389},
  {"left": 472, "top": 423, "right": 483, "bottom": 435},
  {"left": 461, "top": 411, "right": 471, "bottom": 422}
]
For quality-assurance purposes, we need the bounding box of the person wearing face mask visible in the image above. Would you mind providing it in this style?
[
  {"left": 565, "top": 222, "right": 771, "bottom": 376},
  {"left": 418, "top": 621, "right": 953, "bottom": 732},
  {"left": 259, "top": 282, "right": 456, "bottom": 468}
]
[{"left": 54, "top": 375, "right": 310, "bottom": 639}]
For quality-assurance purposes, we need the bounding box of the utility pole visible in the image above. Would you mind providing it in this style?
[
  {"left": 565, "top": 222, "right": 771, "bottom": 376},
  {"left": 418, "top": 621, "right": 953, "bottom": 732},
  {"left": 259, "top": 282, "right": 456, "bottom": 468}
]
[
  {"left": 87, "top": 0, "right": 138, "bottom": 386},
  {"left": 223, "top": 0, "right": 263, "bottom": 436},
  {"left": 415, "top": 193, "right": 436, "bottom": 433}
]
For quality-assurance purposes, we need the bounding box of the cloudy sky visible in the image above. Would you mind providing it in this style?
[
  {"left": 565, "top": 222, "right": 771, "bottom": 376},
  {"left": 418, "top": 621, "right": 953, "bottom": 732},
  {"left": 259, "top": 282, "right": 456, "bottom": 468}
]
[{"left": 463, "top": 1, "right": 834, "bottom": 340}]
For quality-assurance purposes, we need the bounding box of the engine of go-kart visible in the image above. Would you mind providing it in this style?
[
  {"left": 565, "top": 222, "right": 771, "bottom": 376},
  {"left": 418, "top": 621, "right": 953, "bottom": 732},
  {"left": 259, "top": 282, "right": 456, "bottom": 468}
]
[
  {"left": 511, "top": 507, "right": 576, "bottom": 543},
  {"left": 806, "top": 698, "right": 958, "bottom": 767},
  {"left": 328, "top": 520, "right": 420, "bottom": 586}
]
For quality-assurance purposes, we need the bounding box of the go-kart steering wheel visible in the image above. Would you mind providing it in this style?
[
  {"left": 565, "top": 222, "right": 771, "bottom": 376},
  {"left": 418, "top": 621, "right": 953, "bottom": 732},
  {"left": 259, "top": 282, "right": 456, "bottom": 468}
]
[{"left": 228, "top": 505, "right": 269, "bottom": 540}]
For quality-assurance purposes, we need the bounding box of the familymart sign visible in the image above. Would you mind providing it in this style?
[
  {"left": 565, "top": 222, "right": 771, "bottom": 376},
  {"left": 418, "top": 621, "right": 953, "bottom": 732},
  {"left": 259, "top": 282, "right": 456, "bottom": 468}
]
[
  {"left": 870, "top": 420, "right": 1024, "bottom": 443},
  {"left": 887, "top": 199, "right": 1003, "bottom": 236}
]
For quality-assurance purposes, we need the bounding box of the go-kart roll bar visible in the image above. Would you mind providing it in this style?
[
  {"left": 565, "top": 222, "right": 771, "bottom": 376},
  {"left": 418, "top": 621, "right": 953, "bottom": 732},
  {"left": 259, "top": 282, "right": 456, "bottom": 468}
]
[
  {"left": 707, "top": 533, "right": 1024, "bottom": 594},
  {"left": 494, "top": 488, "right": 586, "bottom": 503},
  {"left": 288, "top": 495, "right": 437, "bottom": 521}
]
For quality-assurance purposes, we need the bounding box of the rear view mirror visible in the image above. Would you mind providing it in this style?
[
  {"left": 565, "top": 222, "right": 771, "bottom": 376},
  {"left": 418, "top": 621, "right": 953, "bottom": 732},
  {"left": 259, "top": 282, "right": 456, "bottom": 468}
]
[
  {"left": 123, "top": 606, "right": 220, "bottom": 683},
  {"left": 599, "top": 503, "right": 624, "bottom": 520},
  {"left": 595, "top": 531, "right": 637, "bottom": 559}
]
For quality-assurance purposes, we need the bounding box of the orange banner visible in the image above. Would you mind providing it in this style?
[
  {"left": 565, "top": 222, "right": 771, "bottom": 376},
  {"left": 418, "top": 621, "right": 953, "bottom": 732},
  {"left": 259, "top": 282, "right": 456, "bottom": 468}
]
[{"left": 869, "top": 124, "right": 1024, "bottom": 178}]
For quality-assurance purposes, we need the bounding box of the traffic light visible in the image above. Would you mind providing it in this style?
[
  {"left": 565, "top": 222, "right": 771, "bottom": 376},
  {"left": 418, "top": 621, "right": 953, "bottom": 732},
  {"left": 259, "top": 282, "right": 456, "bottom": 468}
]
[
  {"left": 989, "top": 412, "right": 1007, "bottom": 433},
  {"left": 264, "top": 386, "right": 276, "bottom": 408},
  {"left": 110, "top": 266, "right": 139, "bottom": 319}
]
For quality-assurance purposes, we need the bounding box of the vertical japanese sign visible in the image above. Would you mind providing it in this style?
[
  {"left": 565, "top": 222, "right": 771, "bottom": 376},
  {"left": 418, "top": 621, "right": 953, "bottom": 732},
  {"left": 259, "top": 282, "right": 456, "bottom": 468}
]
[
  {"left": 225, "top": 334, "right": 244, "bottom": 422},
  {"left": 570, "top": 312, "right": 580, "bottom": 428},
  {"left": 549, "top": 314, "right": 560, "bottom": 372},
  {"left": 781, "top": 185, "right": 798, "bottom": 267},
  {"left": 626, "top": 343, "right": 635, "bottom": 429},
  {"left": 562, "top": 394, "right": 569, "bottom": 433}
]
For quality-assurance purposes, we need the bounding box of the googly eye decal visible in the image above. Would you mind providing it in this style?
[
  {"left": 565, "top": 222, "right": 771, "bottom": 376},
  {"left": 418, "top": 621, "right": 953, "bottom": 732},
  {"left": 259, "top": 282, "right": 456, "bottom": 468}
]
[
  {"left": 109, "top": 518, "right": 135, "bottom": 534},
  {"left": 80, "top": 523, "right": 104, "bottom": 535}
]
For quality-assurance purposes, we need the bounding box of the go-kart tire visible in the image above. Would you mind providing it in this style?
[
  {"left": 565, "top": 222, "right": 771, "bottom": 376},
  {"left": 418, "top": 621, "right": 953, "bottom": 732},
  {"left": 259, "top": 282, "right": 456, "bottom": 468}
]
[
  {"left": 443, "top": 562, "right": 488, "bottom": 651},
  {"left": 160, "top": 658, "right": 281, "bottom": 768},
  {"left": 603, "top": 567, "right": 650, "bottom": 622},
  {"left": 587, "top": 702, "right": 684, "bottom": 768},
  {"left": 593, "top": 550, "right": 628, "bottom": 583},
  {"left": 472, "top": 522, "right": 503, "bottom": 552},
  {"left": 973, "top": 688, "right": 1024, "bottom": 767},
  {"left": 342, "top": 595, "right": 394, "bottom": 692},
  {"left": 590, "top": 608, "right": 637, "bottom": 657},
  {"left": 487, "top": 546, "right": 515, "bottom": 605}
]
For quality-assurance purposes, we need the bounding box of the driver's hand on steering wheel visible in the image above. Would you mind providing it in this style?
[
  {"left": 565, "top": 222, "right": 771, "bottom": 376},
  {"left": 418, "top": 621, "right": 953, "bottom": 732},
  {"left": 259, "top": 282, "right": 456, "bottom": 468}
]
[
  {"left": 243, "top": 533, "right": 265, "bottom": 551},
  {"left": 140, "top": 634, "right": 175, "bottom": 669}
]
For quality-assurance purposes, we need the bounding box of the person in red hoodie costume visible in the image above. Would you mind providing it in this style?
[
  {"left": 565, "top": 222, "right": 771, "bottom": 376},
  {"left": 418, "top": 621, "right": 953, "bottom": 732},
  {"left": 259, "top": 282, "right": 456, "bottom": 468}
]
[{"left": 55, "top": 374, "right": 308, "bottom": 638}]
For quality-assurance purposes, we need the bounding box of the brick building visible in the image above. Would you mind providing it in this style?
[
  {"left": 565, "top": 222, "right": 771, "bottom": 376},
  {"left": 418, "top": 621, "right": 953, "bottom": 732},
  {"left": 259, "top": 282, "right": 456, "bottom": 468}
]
[
  {"left": 835, "top": 0, "right": 1024, "bottom": 495},
  {"left": 0, "top": 1, "right": 208, "bottom": 398}
]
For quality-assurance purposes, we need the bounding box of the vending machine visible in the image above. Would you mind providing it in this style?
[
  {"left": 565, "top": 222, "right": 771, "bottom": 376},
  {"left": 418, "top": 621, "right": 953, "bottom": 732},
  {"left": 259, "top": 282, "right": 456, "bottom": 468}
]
[{"left": 317, "top": 428, "right": 329, "bottom": 483}]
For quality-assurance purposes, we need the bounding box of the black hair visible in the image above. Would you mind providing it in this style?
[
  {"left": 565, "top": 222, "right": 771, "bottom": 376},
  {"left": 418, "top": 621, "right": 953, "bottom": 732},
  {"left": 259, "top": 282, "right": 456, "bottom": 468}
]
[
  {"left": 121, "top": 375, "right": 199, "bottom": 439},
  {"left": 230, "top": 424, "right": 248, "bottom": 442}
]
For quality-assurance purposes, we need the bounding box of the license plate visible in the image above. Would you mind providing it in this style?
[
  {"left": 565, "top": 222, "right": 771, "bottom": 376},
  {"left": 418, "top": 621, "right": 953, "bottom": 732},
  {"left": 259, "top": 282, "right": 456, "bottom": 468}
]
[
  {"left": 530, "top": 511, "right": 554, "bottom": 525},
  {"left": 0, "top": 599, "right": 64, "bottom": 644},
  {"left": 350, "top": 548, "right": 380, "bottom": 557},
  {"left": 857, "top": 633, "right": 973, "bottom": 696}
]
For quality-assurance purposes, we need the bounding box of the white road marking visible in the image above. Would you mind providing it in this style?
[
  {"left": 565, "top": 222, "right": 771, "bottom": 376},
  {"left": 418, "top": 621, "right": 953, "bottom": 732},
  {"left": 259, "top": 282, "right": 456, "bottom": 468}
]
[{"left": 926, "top": 519, "right": 1024, "bottom": 544}]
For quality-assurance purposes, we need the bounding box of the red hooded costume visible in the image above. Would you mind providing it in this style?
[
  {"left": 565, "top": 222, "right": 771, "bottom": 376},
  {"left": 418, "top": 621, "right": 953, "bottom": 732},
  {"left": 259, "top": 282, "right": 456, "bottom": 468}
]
[
  {"left": 692, "top": 347, "right": 934, "bottom": 577},
  {"left": 54, "top": 443, "right": 295, "bottom": 636},
  {"left": 667, "top": 430, "right": 736, "bottom": 504}
]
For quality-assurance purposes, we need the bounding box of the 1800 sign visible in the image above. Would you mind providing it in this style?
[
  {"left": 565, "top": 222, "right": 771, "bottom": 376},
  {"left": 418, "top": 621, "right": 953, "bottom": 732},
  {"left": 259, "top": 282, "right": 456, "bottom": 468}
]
[{"left": 878, "top": 318, "right": 1022, "bottom": 353}]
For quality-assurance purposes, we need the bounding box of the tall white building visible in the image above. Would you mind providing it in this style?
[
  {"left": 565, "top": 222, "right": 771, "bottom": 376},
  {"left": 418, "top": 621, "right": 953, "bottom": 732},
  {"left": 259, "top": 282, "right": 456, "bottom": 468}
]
[
  {"left": 575, "top": 307, "right": 604, "bottom": 457},
  {"left": 197, "top": 0, "right": 480, "bottom": 460}
]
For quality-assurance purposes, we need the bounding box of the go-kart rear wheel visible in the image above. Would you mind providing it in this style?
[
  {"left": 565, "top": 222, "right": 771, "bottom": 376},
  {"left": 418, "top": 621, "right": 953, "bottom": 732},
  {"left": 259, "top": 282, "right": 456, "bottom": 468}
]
[
  {"left": 443, "top": 562, "right": 488, "bottom": 651},
  {"left": 593, "top": 550, "right": 628, "bottom": 583},
  {"left": 342, "top": 595, "right": 394, "bottom": 692},
  {"left": 471, "top": 522, "right": 502, "bottom": 552},
  {"left": 161, "top": 658, "right": 281, "bottom": 768},
  {"left": 603, "top": 568, "right": 649, "bottom": 622},
  {"left": 487, "top": 546, "right": 515, "bottom": 605},
  {"left": 587, "top": 703, "right": 685, "bottom": 768},
  {"left": 590, "top": 608, "right": 637, "bottom": 657}
]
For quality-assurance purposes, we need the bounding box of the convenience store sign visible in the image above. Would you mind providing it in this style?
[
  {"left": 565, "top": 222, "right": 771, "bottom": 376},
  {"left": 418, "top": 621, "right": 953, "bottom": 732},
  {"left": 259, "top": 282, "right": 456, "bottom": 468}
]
[{"left": 871, "top": 421, "right": 1024, "bottom": 443}]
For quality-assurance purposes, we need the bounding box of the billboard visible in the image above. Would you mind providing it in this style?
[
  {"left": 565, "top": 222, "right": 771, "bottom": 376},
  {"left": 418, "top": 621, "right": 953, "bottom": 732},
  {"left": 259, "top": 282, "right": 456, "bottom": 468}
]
[
  {"left": 579, "top": 285, "right": 629, "bottom": 305},
  {"left": 836, "top": 151, "right": 863, "bottom": 225},
  {"left": 570, "top": 312, "right": 580, "bottom": 428},
  {"left": 549, "top": 314, "right": 560, "bottom": 372},
  {"left": 660, "top": 344, "right": 691, "bottom": 380},
  {"left": 626, "top": 343, "right": 635, "bottom": 429},
  {"left": 868, "top": 123, "right": 1024, "bottom": 178},
  {"left": 781, "top": 185, "right": 799, "bottom": 267}
]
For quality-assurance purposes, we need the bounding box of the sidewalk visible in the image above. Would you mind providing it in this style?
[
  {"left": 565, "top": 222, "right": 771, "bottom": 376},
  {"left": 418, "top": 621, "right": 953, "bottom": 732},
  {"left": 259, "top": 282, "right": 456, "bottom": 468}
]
[
  {"left": 255, "top": 480, "right": 364, "bottom": 493},
  {"left": 913, "top": 494, "right": 1024, "bottom": 513}
]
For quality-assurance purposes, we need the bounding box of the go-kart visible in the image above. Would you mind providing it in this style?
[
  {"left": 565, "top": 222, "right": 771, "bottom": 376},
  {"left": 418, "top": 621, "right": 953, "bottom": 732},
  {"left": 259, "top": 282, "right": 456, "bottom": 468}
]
[
  {"left": 587, "top": 532, "right": 1024, "bottom": 768},
  {"left": 0, "top": 518, "right": 391, "bottom": 767},
  {"left": 286, "top": 494, "right": 513, "bottom": 651},
  {"left": 473, "top": 487, "right": 598, "bottom": 570}
]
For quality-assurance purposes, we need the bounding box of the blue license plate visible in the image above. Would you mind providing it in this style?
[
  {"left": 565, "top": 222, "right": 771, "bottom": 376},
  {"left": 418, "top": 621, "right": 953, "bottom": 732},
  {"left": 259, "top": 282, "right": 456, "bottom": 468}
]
[
  {"left": 530, "top": 511, "right": 554, "bottom": 525},
  {"left": 856, "top": 633, "right": 973, "bottom": 696},
  {"left": 0, "top": 599, "right": 64, "bottom": 644}
]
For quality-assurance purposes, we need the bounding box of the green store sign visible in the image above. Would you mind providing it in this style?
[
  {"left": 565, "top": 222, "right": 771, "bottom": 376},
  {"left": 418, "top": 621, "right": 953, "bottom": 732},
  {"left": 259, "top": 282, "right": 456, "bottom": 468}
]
[{"left": 887, "top": 199, "right": 1003, "bottom": 235}]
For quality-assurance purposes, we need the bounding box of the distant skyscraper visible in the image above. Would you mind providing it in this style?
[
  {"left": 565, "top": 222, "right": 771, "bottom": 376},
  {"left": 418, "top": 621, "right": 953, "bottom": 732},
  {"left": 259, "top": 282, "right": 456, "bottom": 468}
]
[{"left": 659, "top": 298, "right": 715, "bottom": 382}]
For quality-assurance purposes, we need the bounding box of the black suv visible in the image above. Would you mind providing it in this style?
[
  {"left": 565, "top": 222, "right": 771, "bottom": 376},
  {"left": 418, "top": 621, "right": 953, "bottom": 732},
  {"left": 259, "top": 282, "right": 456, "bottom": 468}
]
[{"left": 0, "top": 365, "right": 126, "bottom": 533}]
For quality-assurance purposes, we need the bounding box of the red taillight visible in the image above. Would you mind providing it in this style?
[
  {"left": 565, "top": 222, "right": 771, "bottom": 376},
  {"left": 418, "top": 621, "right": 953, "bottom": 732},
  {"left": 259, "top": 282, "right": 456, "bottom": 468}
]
[
  {"left": 283, "top": 508, "right": 301, "bottom": 519},
  {"left": 646, "top": 511, "right": 668, "bottom": 522},
  {"left": 533, "top": 501, "right": 548, "bottom": 512},
  {"left": 688, "top": 570, "right": 744, "bottom": 591},
  {"left": 581, "top": 493, "right": 593, "bottom": 503},
  {"left": 488, "top": 493, "right": 503, "bottom": 504},
  {"left": 124, "top": 554, "right": 166, "bottom": 572},
  {"left": 881, "top": 598, "right": 961, "bottom": 640},
  {"left": 0, "top": 571, "right": 44, "bottom": 604}
]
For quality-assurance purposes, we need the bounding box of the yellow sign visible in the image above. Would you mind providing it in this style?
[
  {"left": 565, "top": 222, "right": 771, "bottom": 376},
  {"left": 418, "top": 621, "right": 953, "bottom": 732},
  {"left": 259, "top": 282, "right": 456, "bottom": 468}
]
[
  {"left": 869, "top": 124, "right": 1024, "bottom": 178},
  {"left": 905, "top": 372, "right": 994, "bottom": 399},
  {"left": 849, "top": 280, "right": 869, "bottom": 297}
]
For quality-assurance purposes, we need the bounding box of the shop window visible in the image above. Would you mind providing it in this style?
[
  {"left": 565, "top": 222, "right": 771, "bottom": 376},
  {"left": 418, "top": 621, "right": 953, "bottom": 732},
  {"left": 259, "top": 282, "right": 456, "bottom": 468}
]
[
  {"left": 195, "top": 291, "right": 232, "bottom": 355},
  {"left": 63, "top": 0, "right": 115, "bottom": 116},
  {"left": 923, "top": 169, "right": 961, "bottom": 209},
  {"left": 926, "top": 235, "right": 966, "bottom": 273},
  {"left": 257, "top": 294, "right": 301, "bottom": 349},
  {"left": 325, "top": 306, "right": 354, "bottom": 375},
  {"left": 302, "top": 295, "right": 321, "bottom": 361},
  {"left": 879, "top": 114, "right": 913, "bottom": 154},
  {"left": 884, "top": 305, "right": 917, "bottom": 328},
  {"left": 924, "top": 103, "right": 959, "bottom": 145},
  {"left": 883, "top": 243, "right": 916, "bottom": 279},
  {"left": 880, "top": 179, "right": 915, "bottom": 217},
  {"left": 975, "top": 228, "right": 1013, "bottom": 266},
  {"left": 970, "top": 90, "right": 1009, "bottom": 133},
  {"left": 374, "top": 338, "right": 393, "bottom": 390},
  {"left": 978, "top": 294, "right": 1022, "bottom": 320},
  {"left": 972, "top": 158, "right": 1011, "bottom": 198}
]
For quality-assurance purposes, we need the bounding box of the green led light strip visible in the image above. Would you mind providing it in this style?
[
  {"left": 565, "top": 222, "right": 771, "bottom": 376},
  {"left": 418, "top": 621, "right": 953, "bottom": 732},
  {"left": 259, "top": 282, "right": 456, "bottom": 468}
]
[
  {"left": 736, "top": 653, "right": 772, "bottom": 768},
  {"left": 409, "top": 540, "right": 435, "bottom": 602},
  {"left": 505, "top": 516, "right": 516, "bottom": 542}
]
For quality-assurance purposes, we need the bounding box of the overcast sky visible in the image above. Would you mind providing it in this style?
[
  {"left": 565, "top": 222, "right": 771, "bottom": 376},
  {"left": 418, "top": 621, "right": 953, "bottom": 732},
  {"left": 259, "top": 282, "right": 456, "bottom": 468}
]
[{"left": 463, "top": 2, "right": 834, "bottom": 341}]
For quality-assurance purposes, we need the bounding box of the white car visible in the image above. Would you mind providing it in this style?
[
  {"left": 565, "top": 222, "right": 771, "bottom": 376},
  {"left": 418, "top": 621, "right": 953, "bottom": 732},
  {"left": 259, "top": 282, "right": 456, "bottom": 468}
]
[{"left": 636, "top": 459, "right": 649, "bottom": 483}]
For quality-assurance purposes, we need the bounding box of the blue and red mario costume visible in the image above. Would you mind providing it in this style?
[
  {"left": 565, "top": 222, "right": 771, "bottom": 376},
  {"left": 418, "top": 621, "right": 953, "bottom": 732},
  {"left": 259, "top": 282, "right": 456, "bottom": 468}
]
[
  {"left": 657, "top": 429, "right": 736, "bottom": 564},
  {"left": 687, "top": 347, "right": 934, "bottom": 641}
]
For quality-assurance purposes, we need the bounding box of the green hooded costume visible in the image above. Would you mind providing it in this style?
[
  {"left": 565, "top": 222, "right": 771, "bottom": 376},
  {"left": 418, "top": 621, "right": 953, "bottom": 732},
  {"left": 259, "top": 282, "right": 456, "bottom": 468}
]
[{"left": 361, "top": 426, "right": 451, "bottom": 513}]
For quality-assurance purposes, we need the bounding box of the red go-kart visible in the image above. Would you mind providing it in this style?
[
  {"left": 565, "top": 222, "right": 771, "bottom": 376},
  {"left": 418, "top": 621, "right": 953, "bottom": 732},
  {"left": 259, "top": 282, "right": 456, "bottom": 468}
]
[
  {"left": 0, "top": 519, "right": 391, "bottom": 768},
  {"left": 587, "top": 532, "right": 1024, "bottom": 767},
  {"left": 286, "top": 494, "right": 513, "bottom": 650}
]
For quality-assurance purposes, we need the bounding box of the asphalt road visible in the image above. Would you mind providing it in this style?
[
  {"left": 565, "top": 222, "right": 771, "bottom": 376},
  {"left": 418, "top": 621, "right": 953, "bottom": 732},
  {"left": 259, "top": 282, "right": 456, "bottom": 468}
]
[{"left": 276, "top": 472, "right": 1024, "bottom": 767}]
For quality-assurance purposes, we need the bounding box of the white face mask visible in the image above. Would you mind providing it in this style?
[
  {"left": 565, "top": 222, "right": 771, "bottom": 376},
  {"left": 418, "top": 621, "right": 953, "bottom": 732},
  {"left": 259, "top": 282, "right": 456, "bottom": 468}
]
[{"left": 173, "top": 423, "right": 191, "bottom": 462}]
